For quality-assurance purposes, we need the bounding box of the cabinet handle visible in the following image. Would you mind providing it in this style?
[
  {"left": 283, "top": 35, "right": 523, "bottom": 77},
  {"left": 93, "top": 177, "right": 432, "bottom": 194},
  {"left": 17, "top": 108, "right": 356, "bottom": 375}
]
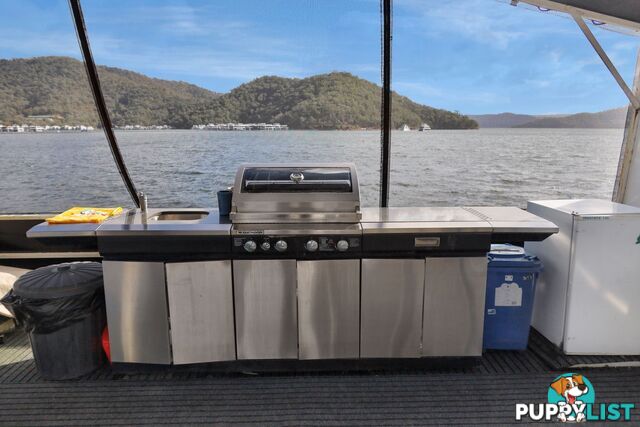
[{"left": 415, "top": 237, "right": 440, "bottom": 248}]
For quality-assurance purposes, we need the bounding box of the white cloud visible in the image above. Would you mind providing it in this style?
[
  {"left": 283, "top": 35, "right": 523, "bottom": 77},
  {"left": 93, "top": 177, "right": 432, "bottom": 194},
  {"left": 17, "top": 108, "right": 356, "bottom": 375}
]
[
  {"left": 93, "top": 48, "right": 306, "bottom": 82},
  {"left": 394, "top": 81, "right": 444, "bottom": 98},
  {"left": 395, "top": 0, "right": 525, "bottom": 49},
  {"left": 0, "top": 29, "right": 80, "bottom": 58},
  {"left": 395, "top": 0, "right": 580, "bottom": 49}
]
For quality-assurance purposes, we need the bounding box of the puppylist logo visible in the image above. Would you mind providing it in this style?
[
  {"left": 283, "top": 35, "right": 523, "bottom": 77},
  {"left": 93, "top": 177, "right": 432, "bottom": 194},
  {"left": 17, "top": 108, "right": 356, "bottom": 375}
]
[{"left": 516, "top": 373, "right": 635, "bottom": 422}]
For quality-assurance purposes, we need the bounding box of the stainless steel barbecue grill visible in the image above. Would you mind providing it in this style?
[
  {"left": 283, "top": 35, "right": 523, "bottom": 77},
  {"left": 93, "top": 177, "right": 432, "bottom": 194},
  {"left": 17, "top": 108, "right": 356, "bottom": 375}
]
[
  {"left": 230, "top": 163, "right": 361, "bottom": 224},
  {"left": 230, "top": 163, "right": 364, "bottom": 360}
]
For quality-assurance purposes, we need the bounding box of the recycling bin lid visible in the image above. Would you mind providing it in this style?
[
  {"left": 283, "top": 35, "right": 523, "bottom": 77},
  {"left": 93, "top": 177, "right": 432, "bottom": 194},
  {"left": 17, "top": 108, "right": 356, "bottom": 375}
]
[
  {"left": 488, "top": 244, "right": 542, "bottom": 270},
  {"left": 489, "top": 244, "right": 526, "bottom": 258},
  {"left": 13, "top": 262, "right": 103, "bottom": 299}
]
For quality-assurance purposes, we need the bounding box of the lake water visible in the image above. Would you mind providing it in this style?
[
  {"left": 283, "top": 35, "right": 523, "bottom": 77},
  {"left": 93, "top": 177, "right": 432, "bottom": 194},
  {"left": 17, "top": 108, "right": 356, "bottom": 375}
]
[{"left": 0, "top": 128, "right": 624, "bottom": 213}]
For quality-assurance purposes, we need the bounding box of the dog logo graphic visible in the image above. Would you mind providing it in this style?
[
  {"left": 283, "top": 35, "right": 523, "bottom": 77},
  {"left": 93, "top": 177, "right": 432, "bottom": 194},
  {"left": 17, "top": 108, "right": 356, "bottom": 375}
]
[
  {"left": 517, "top": 373, "right": 634, "bottom": 422},
  {"left": 548, "top": 374, "right": 595, "bottom": 422}
]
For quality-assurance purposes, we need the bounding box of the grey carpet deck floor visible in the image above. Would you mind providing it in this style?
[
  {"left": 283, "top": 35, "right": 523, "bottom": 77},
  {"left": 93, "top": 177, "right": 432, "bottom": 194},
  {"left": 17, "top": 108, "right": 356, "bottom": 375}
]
[{"left": 1, "top": 330, "right": 639, "bottom": 426}]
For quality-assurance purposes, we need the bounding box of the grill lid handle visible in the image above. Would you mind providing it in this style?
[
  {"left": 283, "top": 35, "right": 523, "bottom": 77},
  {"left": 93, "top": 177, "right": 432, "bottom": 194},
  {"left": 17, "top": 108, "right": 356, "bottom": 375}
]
[{"left": 290, "top": 172, "right": 304, "bottom": 183}]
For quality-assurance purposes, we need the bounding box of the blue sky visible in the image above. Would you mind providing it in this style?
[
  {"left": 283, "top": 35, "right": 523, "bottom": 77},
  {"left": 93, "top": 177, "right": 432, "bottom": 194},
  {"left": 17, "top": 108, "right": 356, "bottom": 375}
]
[{"left": 1, "top": 0, "right": 639, "bottom": 115}]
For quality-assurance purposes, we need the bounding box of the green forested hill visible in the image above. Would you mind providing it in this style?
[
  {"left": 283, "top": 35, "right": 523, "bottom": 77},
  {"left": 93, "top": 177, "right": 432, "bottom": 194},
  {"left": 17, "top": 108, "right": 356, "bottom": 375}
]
[
  {"left": 0, "top": 56, "right": 477, "bottom": 130},
  {"left": 174, "top": 73, "right": 478, "bottom": 129},
  {"left": 0, "top": 56, "right": 219, "bottom": 126}
]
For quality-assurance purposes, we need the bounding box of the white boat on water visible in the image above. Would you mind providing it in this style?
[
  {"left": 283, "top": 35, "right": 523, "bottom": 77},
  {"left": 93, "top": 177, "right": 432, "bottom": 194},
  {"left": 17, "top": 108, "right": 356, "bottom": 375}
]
[
  {"left": 399, "top": 124, "right": 410, "bottom": 131},
  {"left": 419, "top": 123, "right": 431, "bottom": 131}
]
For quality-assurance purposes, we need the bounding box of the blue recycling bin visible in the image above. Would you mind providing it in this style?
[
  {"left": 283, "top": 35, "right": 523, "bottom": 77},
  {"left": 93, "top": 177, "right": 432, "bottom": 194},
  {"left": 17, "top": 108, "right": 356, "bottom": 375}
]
[{"left": 483, "top": 244, "right": 543, "bottom": 351}]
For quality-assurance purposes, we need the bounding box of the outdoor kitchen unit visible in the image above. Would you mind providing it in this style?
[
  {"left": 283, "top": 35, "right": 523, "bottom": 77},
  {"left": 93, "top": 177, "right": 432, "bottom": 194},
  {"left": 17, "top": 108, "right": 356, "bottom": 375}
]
[
  {"left": 25, "top": 162, "right": 558, "bottom": 367},
  {"left": 229, "top": 163, "right": 558, "bottom": 362}
]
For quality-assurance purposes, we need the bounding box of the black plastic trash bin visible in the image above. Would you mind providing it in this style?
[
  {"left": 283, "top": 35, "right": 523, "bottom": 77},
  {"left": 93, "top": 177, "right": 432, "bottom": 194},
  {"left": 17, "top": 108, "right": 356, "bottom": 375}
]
[{"left": 1, "top": 262, "right": 106, "bottom": 380}]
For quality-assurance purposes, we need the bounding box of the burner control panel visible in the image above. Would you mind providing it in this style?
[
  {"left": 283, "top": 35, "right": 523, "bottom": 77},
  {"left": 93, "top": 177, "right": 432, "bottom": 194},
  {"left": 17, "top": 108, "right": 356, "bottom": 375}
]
[{"left": 232, "top": 235, "right": 361, "bottom": 258}]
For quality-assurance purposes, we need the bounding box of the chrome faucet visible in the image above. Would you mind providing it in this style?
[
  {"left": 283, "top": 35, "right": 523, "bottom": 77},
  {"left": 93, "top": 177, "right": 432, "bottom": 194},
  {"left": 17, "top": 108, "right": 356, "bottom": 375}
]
[{"left": 137, "top": 191, "right": 148, "bottom": 214}]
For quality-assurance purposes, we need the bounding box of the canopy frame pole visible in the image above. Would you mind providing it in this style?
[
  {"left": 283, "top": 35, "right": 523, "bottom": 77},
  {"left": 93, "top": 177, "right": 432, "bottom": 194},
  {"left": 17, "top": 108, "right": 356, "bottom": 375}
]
[
  {"left": 613, "top": 51, "right": 640, "bottom": 204},
  {"left": 571, "top": 12, "right": 640, "bottom": 110},
  {"left": 68, "top": 0, "right": 141, "bottom": 207},
  {"left": 379, "top": 0, "right": 392, "bottom": 207}
]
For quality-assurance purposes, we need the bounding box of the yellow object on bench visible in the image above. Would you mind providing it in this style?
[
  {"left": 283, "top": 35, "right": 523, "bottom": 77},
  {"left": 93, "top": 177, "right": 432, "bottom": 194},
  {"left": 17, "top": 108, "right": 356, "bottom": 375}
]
[{"left": 46, "top": 207, "right": 123, "bottom": 224}]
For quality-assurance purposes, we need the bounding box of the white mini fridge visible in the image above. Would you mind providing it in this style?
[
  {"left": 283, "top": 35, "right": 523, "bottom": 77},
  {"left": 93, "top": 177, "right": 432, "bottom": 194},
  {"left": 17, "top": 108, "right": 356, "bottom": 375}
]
[{"left": 525, "top": 199, "right": 640, "bottom": 355}]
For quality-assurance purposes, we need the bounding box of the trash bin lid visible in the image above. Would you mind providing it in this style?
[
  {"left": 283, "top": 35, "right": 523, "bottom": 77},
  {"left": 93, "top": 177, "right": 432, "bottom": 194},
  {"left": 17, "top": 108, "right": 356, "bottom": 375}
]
[
  {"left": 488, "top": 244, "right": 542, "bottom": 270},
  {"left": 13, "top": 262, "right": 103, "bottom": 299},
  {"left": 489, "top": 244, "right": 526, "bottom": 258}
]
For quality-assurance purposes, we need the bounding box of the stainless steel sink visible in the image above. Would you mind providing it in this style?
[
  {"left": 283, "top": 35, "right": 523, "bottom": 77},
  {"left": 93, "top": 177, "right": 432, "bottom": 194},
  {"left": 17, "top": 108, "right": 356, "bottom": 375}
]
[{"left": 148, "top": 211, "right": 209, "bottom": 221}]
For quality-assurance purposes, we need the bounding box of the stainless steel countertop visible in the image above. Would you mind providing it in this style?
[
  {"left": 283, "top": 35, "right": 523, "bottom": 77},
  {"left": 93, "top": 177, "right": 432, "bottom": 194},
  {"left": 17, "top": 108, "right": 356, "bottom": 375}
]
[
  {"left": 463, "top": 206, "right": 559, "bottom": 234},
  {"left": 28, "top": 208, "right": 232, "bottom": 238},
  {"left": 361, "top": 207, "right": 481, "bottom": 223},
  {"left": 360, "top": 206, "right": 558, "bottom": 235},
  {"left": 27, "top": 222, "right": 102, "bottom": 238},
  {"left": 361, "top": 207, "right": 491, "bottom": 234},
  {"left": 97, "top": 208, "right": 231, "bottom": 236},
  {"left": 27, "top": 206, "right": 557, "bottom": 239}
]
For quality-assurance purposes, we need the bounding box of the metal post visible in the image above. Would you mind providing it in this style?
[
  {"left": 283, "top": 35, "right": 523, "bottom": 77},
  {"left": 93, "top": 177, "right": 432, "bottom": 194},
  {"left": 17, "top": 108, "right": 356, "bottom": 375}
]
[
  {"left": 571, "top": 13, "right": 640, "bottom": 109},
  {"left": 379, "top": 0, "right": 392, "bottom": 207},
  {"left": 68, "top": 0, "right": 140, "bottom": 207},
  {"left": 613, "top": 50, "right": 640, "bottom": 205},
  {"left": 569, "top": 12, "right": 640, "bottom": 205}
]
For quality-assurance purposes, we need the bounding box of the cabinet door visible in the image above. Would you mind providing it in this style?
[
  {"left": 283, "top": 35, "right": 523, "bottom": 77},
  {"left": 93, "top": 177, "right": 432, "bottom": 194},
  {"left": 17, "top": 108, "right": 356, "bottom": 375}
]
[
  {"left": 233, "top": 260, "right": 298, "bottom": 359},
  {"left": 102, "top": 261, "right": 171, "bottom": 364},
  {"left": 361, "top": 259, "right": 425, "bottom": 358},
  {"left": 297, "top": 259, "right": 360, "bottom": 360},
  {"left": 166, "top": 261, "right": 235, "bottom": 364},
  {"left": 423, "top": 257, "right": 487, "bottom": 357}
]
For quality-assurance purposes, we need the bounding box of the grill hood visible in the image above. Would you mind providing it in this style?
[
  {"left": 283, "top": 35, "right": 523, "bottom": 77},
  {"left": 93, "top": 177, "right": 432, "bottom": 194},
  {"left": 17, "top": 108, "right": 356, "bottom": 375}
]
[{"left": 230, "top": 163, "right": 361, "bottom": 224}]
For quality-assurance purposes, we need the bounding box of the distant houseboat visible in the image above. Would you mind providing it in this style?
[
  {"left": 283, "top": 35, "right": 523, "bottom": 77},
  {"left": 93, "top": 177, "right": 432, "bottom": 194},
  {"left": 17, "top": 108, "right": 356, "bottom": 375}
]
[{"left": 419, "top": 123, "right": 431, "bottom": 131}]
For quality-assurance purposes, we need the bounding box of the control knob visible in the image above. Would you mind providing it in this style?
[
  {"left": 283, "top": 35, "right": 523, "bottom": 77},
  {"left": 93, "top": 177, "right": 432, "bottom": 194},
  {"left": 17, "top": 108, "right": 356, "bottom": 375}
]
[
  {"left": 275, "top": 240, "right": 288, "bottom": 252},
  {"left": 243, "top": 240, "right": 257, "bottom": 253},
  {"left": 260, "top": 241, "right": 271, "bottom": 251},
  {"left": 336, "top": 239, "right": 349, "bottom": 252},
  {"left": 305, "top": 240, "right": 319, "bottom": 252}
]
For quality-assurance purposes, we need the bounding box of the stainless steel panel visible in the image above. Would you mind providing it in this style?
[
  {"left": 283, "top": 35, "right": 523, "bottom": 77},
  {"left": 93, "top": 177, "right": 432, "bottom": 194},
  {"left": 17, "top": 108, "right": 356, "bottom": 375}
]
[
  {"left": 360, "top": 207, "right": 491, "bottom": 234},
  {"left": 27, "top": 222, "right": 101, "bottom": 238},
  {"left": 361, "top": 207, "right": 484, "bottom": 223},
  {"left": 415, "top": 237, "right": 441, "bottom": 248},
  {"left": 463, "top": 206, "right": 559, "bottom": 235},
  {"left": 231, "top": 163, "right": 361, "bottom": 224},
  {"left": 297, "top": 260, "right": 360, "bottom": 360},
  {"left": 233, "top": 259, "right": 298, "bottom": 359},
  {"left": 232, "top": 223, "right": 361, "bottom": 236},
  {"left": 102, "top": 261, "right": 171, "bottom": 364},
  {"left": 360, "top": 206, "right": 557, "bottom": 235},
  {"left": 0, "top": 251, "right": 100, "bottom": 259},
  {"left": 422, "top": 257, "right": 487, "bottom": 357},
  {"left": 361, "top": 221, "right": 491, "bottom": 234},
  {"left": 166, "top": 261, "right": 235, "bottom": 364},
  {"left": 361, "top": 259, "right": 425, "bottom": 358},
  {"left": 231, "top": 210, "right": 361, "bottom": 224},
  {"left": 97, "top": 208, "right": 231, "bottom": 236}
]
